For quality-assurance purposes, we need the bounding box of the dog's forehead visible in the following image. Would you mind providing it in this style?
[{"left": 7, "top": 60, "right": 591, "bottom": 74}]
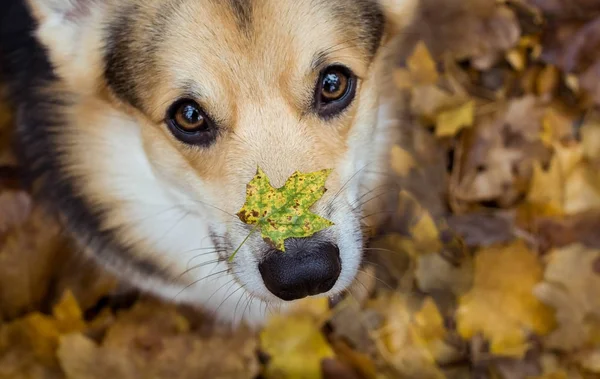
[
  {"left": 104, "top": 0, "right": 385, "bottom": 114},
  {"left": 161, "top": 0, "right": 385, "bottom": 60}
]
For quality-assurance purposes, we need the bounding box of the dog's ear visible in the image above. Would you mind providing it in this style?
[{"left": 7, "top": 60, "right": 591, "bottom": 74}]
[
  {"left": 25, "top": 0, "right": 106, "bottom": 90},
  {"left": 379, "top": 0, "right": 420, "bottom": 37}
]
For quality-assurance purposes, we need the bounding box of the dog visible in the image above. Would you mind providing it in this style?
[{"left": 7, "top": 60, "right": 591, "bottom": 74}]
[{"left": 0, "top": 0, "right": 417, "bottom": 326}]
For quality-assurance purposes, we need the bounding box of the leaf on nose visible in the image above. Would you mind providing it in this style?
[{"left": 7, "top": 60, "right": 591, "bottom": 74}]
[{"left": 236, "top": 167, "right": 335, "bottom": 252}]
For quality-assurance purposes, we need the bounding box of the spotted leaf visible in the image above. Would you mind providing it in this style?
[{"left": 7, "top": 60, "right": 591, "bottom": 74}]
[{"left": 236, "top": 167, "right": 334, "bottom": 252}]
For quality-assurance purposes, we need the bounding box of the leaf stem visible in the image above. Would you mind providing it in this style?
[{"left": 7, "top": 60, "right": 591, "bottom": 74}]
[{"left": 229, "top": 223, "right": 261, "bottom": 262}]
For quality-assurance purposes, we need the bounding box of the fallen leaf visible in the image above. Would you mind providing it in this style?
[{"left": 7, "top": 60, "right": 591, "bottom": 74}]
[
  {"left": 407, "top": 41, "right": 439, "bottom": 86},
  {"left": 0, "top": 289, "right": 87, "bottom": 377},
  {"left": 58, "top": 299, "right": 259, "bottom": 379},
  {"left": 447, "top": 212, "right": 516, "bottom": 248},
  {"left": 435, "top": 100, "right": 475, "bottom": 138},
  {"left": 370, "top": 292, "right": 448, "bottom": 379},
  {"left": 0, "top": 190, "right": 32, "bottom": 235},
  {"left": 456, "top": 241, "right": 556, "bottom": 358},
  {"left": 260, "top": 298, "right": 335, "bottom": 379},
  {"left": 533, "top": 244, "right": 600, "bottom": 351},
  {"left": 0, "top": 204, "right": 69, "bottom": 319},
  {"left": 390, "top": 145, "right": 417, "bottom": 177}
]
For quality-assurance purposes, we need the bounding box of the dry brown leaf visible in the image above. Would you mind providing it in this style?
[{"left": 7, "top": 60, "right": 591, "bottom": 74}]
[
  {"left": 0, "top": 205, "right": 69, "bottom": 319},
  {"left": 417, "top": 0, "right": 520, "bottom": 69},
  {"left": 415, "top": 251, "right": 474, "bottom": 298},
  {"left": 0, "top": 290, "right": 87, "bottom": 379},
  {"left": 452, "top": 96, "right": 551, "bottom": 208},
  {"left": 456, "top": 241, "right": 556, "bottom": 358},
  {"left": 532, "top": 211, "right": 600, "bottom": 252},
  {"left": 447, "top": 212, "right": 516, "bottom": 248},
  {"left": 58, "top": 299, "right": 259, "bottom": 379},
  {"left": 0, "top": 190, "right": 32, "bottom": 235}
]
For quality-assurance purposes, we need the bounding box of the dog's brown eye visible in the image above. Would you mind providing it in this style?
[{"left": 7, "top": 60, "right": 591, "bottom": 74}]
[
  {"left": 175, "top": 102, "right": 205, "bottom": 131},
  {"left": 315, "top": 65, "right": 356, "bottom": 118},
  {"left": 166, "top": 99, "right": 218, "bottom": 146},
  {"left": 321, "top": 70, "right": 349, "bottom": 101}
]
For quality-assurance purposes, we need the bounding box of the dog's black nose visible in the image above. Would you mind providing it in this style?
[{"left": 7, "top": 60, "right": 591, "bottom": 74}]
[{"left": 258, "top": 240, "right": 341, "bottom": 301}]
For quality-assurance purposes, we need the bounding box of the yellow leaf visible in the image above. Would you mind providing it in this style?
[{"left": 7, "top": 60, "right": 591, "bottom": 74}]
[
  {"left": 289, "top": 297, "right": 330, "bottom": 319},
  {"left": 411, "top": 298, "right": 451, "bottom": 360},
  {"left": 435, "top": 101, "right": 475, "bottom": 138},
  {"left": 527, "top": 143, "right": 586, "bottom": 216},
  {"left": 536, "top": 65, "right": 559, "bottom": 96},
  {"left": 540, "top": 107, "right": 574, "bottom": 147},
  {"left": 371, "top": 293, "right": 446, "bottom": 379},
  {"left": 0, "top": 289, "right": 88, "bottom": 373},
  {"left": 260, "top": 311, "right": 335, "bottom": 379},
  {"left": 506, "top": 48, "right": 526, "bottom": 71},
  {"left": 53, "top": 290, "right": 86, "bottom": 333},
  {"left": 407, "top": 41, "right": 439, "bottom": 86},
  {"left": 390, "top": 145, "right": 416, "bottom": 177},
  {"left": 456, "top": 241, "right": 556, "bottom": 358},
  {"left": 397, "top": 191, "right": 443, "bottom": 255},
  {"left": 411, "top": 211, "right": 442, "bottom": 254}
]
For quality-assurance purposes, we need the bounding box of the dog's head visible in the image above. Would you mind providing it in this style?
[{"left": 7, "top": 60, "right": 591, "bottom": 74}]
[{"left": 25, "top": 0, "right": 416, "bottom": 325}]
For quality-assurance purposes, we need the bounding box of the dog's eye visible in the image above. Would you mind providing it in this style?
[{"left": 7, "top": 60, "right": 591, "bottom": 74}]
[
  {"left": 315, "top": 66, "right": 356, "bottom": 118},
  {"left": 166, "top": 99, "right": 217, "bottom": 146}
]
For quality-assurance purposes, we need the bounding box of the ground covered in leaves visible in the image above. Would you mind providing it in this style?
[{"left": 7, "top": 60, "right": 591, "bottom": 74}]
[{"left": 3, "top": 0, "right": 600, "bottom": 378}]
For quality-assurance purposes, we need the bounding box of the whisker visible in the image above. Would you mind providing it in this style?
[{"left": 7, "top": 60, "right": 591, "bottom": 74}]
[{"left": 357, "top": 269, "right": 393, "bottom": 289}]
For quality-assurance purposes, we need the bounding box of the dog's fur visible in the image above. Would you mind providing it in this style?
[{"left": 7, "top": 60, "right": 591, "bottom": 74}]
[{"left": 0, "top": 0, "right": 416, "bottom": 326}]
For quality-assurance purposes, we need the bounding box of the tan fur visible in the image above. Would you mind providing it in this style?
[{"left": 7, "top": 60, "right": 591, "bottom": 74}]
[{"left": 25, "top": 0, "right": 418, "bottom": 323}]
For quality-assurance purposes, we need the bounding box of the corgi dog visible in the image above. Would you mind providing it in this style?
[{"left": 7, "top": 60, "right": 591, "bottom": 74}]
[{"left": 0, "top": 0, "right": 417, "bottom": 326}]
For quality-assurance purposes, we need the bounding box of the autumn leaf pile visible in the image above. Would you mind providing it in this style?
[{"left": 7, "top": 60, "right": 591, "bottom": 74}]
[{"left": 3, "top": 0, "right": 600, "bottom": 378}]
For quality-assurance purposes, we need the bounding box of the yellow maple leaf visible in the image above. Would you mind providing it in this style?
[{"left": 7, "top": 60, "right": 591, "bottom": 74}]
[
  {"left": 435, "top": 101, "right": 475, "bottom": 138},
  {"left": 456, "top": 240, "right": 556, "bottom": 358}
]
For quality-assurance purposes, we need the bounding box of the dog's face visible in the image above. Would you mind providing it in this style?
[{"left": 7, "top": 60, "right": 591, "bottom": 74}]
[{"left": 26, "top": 0, "right": 415, "bottom": 325}]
